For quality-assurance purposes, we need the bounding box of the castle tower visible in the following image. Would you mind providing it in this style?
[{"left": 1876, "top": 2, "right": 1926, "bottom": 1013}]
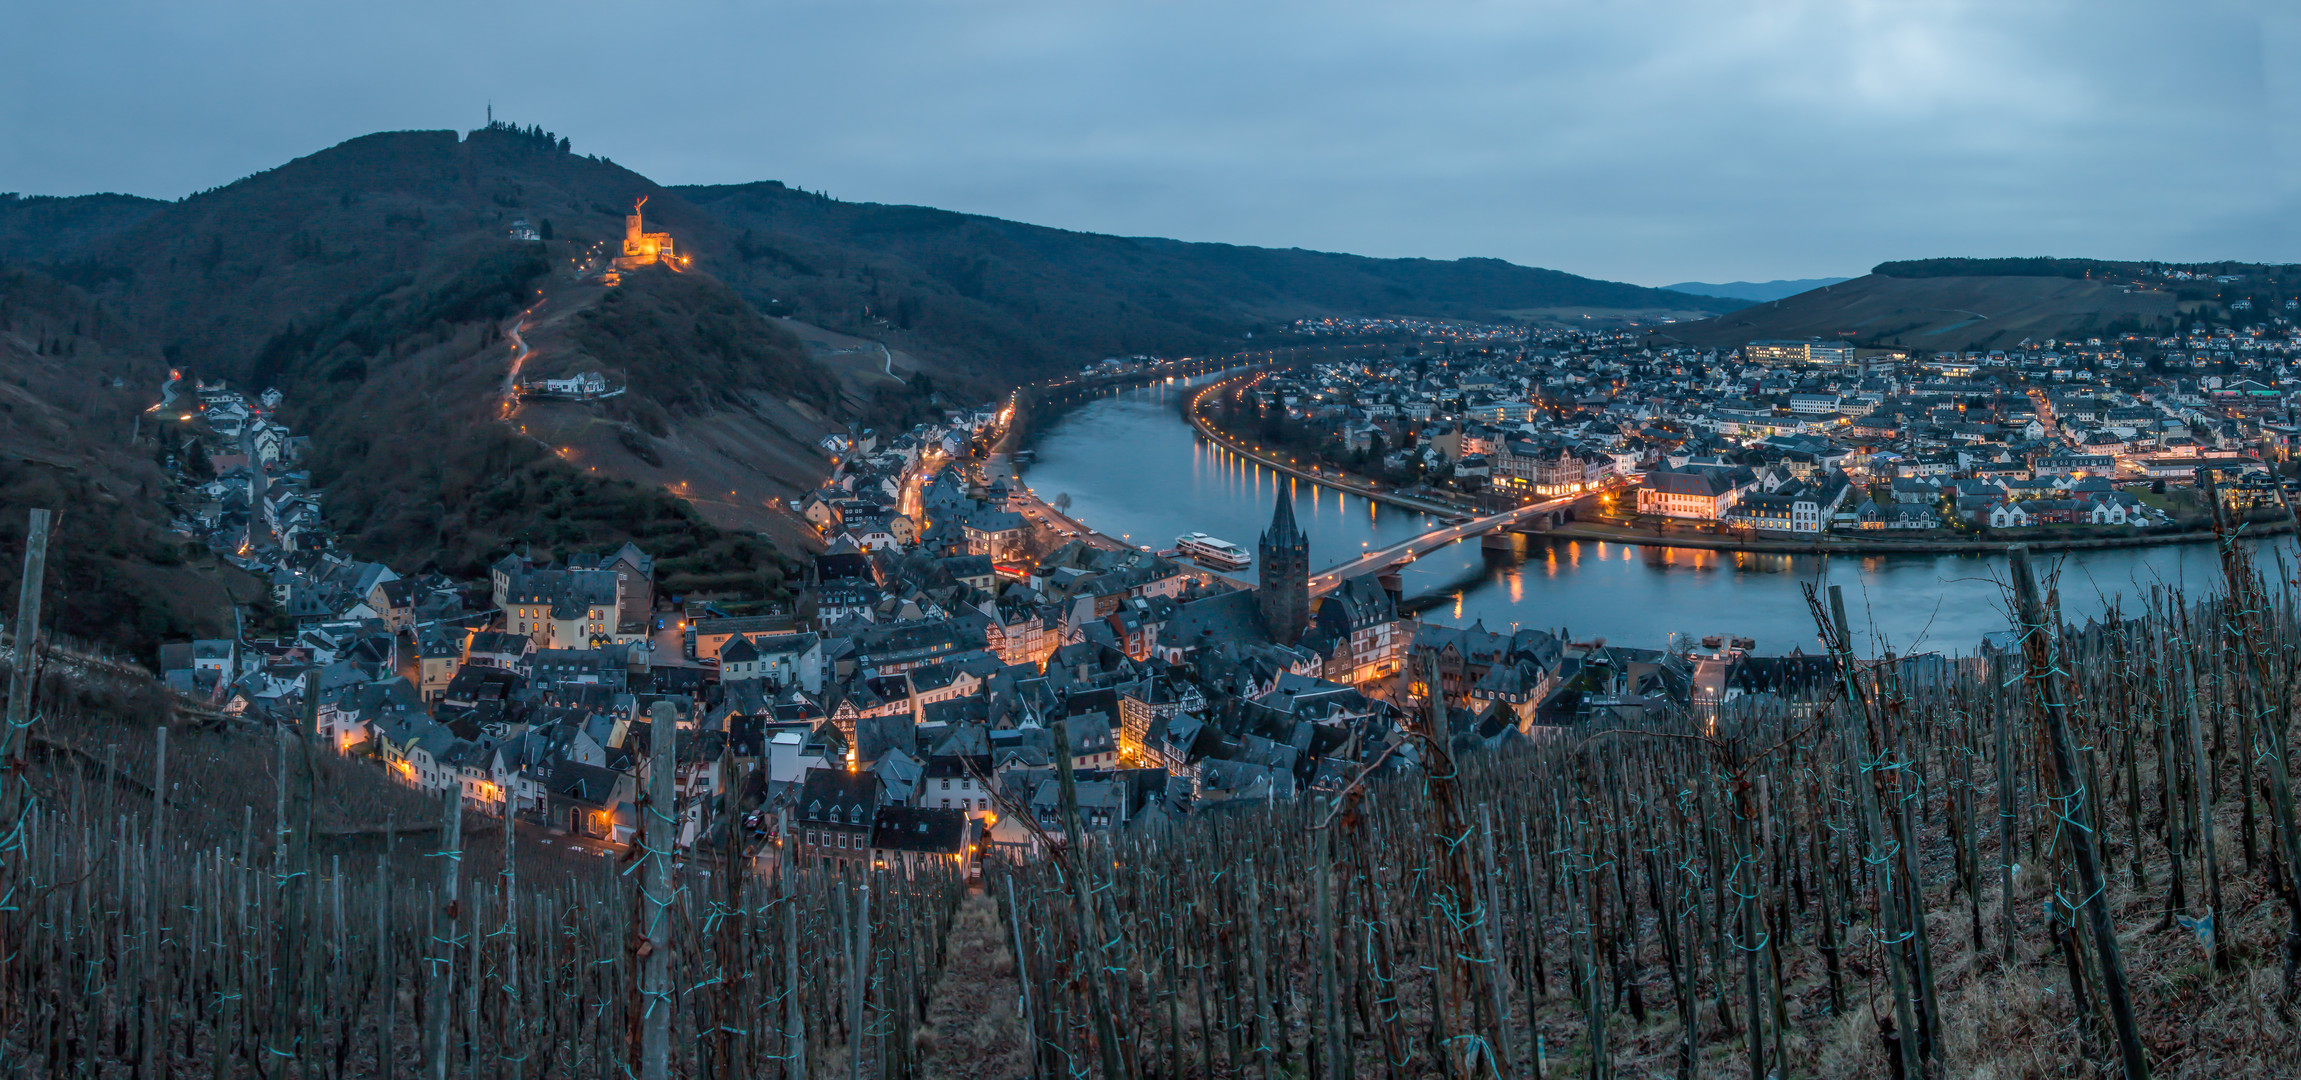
[
  {"left": 613, "top": 196, "right": 678, "bottom": 273},
  {"left": 622, "top": 195, "right": 653, "bottom": 260},
  {"left": 1258, "top": 485, "right": 1310, "bottom": 645}
]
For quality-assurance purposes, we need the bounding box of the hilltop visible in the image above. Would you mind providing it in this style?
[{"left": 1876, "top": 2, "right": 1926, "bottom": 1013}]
[
  {"left": 675, "top": 179, "right": 1744, "bottom": 374},
  {"left": 1662, "top": 276, "right": 1850, "bottom": 302},
  {"left": 1659, "top": 273, "right": 2176, "bottom": 352},
  {"left": 0, "top": 192, "right": 165, "bottom": 262},
  {"left": 1659, "top": 257, "right": 2301, "bottom": 353}
]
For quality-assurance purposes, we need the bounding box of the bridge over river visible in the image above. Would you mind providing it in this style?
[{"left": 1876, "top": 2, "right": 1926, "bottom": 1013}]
[
  {"left": 1175, "top": 370, "right": 1610, "bottom": 596},
  {"left": 1012, "top": 374, "right": 2263, "bottom": 655},
  {"left": 1309, "top": 488, "right": 1600, "bottom": 595}
]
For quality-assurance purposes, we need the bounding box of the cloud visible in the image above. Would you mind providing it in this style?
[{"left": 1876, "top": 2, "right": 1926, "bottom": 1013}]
[{"left": 2, "top": 0, "right": 2288, "bottom": 283}]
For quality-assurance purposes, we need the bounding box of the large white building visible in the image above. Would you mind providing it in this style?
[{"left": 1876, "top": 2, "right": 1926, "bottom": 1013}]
[{"left": 1636, "top": 466, "right": 1755, "bottom": 520}]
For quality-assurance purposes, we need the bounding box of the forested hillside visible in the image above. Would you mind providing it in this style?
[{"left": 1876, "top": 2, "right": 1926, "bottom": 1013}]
[
  {"left": 0, "top": 127, "right": 826, "bottom": 640},
  {"left": 0, "top": 268, "right": 260, "bottom": 657},
  {"left": 677, "top": 179, "right": 1743, "bottom": 374}
]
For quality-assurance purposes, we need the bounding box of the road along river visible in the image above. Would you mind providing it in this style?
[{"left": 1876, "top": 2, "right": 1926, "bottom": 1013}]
[{"left": 1014, "top": 377, "right": 2282, "bottom": 656}]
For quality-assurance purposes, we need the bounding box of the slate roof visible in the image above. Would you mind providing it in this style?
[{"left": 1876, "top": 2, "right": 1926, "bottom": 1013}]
[
  {"left": 797, "top": 768, "right": 880, "bottom": 827},
  {"left": 1154, "top": 589, "right": 1268, "bottom": 652},
  {"left": 870, "top": 805, "right": 970, "bottom": 854}
]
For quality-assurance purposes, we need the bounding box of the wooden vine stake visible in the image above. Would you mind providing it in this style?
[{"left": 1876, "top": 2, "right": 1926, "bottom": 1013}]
[
  {"left": 639, "top": 701, "right": 676, "bottom": 1080},
  {"left": 2007, "top": 545, "right": 2150, "bottom": 1080}
]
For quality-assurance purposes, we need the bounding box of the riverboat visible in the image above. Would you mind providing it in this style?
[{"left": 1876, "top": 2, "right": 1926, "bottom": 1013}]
[{"left": 1175, "top": 532, "right": 1251, "bottom": 571}]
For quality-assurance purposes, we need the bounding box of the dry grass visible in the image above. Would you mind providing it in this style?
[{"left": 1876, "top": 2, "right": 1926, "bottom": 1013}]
[
  {"left": 919, "top": 892, "right": 1031, "bottom": 1079},
  {"left": 26, "top": 689, "right": 607, "bottom": 882},
  {"left": 1511, "top": 782, "right": 2301, "bottom": 1080}
]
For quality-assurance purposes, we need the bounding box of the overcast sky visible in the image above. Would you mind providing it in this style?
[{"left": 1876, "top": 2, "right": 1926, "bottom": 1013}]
[{"left": 4, "top": 1, "right": 2295, "bottom": 284}]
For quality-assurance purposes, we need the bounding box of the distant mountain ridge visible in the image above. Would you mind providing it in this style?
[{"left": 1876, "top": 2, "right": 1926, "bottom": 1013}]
[
  {"left": 670, "top": 181, "right": 1744, "bottom": 377},
  {"left": 0, "top": 139, "right": 1749, "bottom": 390},
  {"left": 1662, "top": 277, "right": 1851, "bottom": 302},
  {"left": 1661, "top": 273, "right": 2181, "bottom": 353},
  {"left": 0, "top": 125, "right": 1750, "bottom": 656}
]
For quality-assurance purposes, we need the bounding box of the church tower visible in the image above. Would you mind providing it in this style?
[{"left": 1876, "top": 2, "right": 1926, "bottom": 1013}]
[{"left": 1258, "top": 486, "right": 1311, "bottom": 645}]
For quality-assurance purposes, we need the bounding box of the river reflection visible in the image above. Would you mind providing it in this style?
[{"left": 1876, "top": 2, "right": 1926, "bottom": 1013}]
[{"left": 1020, "top": 380, "right": 2283, "bottom": 655}]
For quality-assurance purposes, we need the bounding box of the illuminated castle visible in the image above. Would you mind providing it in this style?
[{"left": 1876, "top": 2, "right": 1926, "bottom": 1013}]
[{"left": 612, "top": 196, "right": 679, "bottom": 270}]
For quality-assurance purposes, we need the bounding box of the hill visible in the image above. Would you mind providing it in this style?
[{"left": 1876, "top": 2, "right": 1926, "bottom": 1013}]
[
  {"left": 0, "top": 131, "right": 1752, "bottom": 396},
  {"left": 1662, "top": 276, "right": 1850, "bottom": 302},
  {"left": 1659, "top": 272, "right": 2186, "bottom": 353},
  {"left": 0, "top": 124, "right": 1756, "bottom": 638},
  {"left": 1662, "top": 258, "right": 2301, "bottom": 353},
  {"left": 0, "top": 267, "right": 264, "bottom": 658},
  {"left": 505, "top": 269, "right": 847, "bottom": 549},
  {"left": 0, "top": 192, "right": 166, "bottom": 263},
  {"left": 675, "top": 180, "right": 1745, "bottom": 374},
  {"left": 0, "top": 128, "right": 831, "bottom": 626},
  {"left": 4, "top": 126, "right": 742, "bottom": 384}
]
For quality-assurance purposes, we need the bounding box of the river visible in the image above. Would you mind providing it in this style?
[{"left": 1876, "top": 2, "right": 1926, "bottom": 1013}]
[{"left": 1015, "top": 377, "right": 2280, "bottom": 655}]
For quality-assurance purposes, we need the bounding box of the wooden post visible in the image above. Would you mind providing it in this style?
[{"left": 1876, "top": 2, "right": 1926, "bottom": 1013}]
[
  {"left": 640, "top": 701, "right": 676, "bottom": 1080},
  {"left": 849, "top": 881, "right": 871, "bottom": 1080},
  {"left": 1476, "top": 803, "right": 1515, "bottom": 1077},
  {"left": 2181, "top": 639, "right": 2231, "bottom": 972},
  {"left": 378, "top": 849, "right": 394, "bottom": 1080},
  {"left": 1993, "top": 649, "right": 2019, "bottom": 967},
  {"left": 1052, "top": 717, "right": 1126, "bottom": 1080},
  {"left": 1314, "top": 826, "right": 1343, "bottom": 1080},
  {"left": 1821, "top": 585, "right": 1922, "bottom": 1080},
  {"left": 2007, "top": 546, "right": 2150, "bottom": 1080},
  {"left": 143, "top": 725, "right": 169, "bottom": 1080},
  {"left": 501, "top": 778, "right": 522, "bottom": 1080},
  {"left": 1, "top": 508, "right": 52, "bottom": 830},
  {"left": 426, "top": 787, "right": 462, "bottom": 1080},
  {"left": 784, "top": 837, "right": 807, "bottom": 1080},
  {"left": 1006, "top": 874, "right": 1039, "bottom": 1080}
]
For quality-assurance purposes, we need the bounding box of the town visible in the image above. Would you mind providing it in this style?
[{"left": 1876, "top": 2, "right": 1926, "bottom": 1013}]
[
  {"left": 152, "top": 367, "right": 1492, "bottom": 875},
  {"left": 16, "top": 12, "right": 2301, "bottom": 1075},
  {"left": 143, "top": 287, "right": 2301, "bottom": 878},
  {"left": 1233, "top": 308, "right": 2298, "bottom": 541}
]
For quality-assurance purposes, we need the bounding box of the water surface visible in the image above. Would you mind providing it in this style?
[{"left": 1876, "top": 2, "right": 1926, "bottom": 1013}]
[{"left": 1020, "top": 379, "right": 2273, "bottom": 654}]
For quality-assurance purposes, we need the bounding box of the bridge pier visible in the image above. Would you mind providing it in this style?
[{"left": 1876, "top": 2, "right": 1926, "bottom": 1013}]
[{"left": 1481, "top": 532, "right": 1518, "bottom": 552}]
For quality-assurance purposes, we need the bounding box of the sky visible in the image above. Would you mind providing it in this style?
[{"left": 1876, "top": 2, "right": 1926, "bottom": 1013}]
[{"left": 4, "top": 0, "right": 2296, "bottom": 285}]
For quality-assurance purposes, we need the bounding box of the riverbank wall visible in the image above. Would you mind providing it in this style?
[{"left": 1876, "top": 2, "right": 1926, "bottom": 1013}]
[
  {"left": 1002, "top": 344, "right": 1384, "bottom": 459},
  {"left": 1184, "top": 373, "right": 1471, "bottom": 517},
  {"left": 1531, "top": 520, "right": 2291, "bottom": 556}
]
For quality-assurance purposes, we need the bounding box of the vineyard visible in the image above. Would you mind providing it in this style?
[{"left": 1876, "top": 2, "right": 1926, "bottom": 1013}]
[{"left": 7, "top": 508, "right": 2301, "bottom": 1077}]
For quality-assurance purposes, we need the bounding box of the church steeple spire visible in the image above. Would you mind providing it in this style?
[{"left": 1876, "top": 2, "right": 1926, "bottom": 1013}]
[
  {"left": 1263, "top": 485, "right": 1303, "bottom": 550},
  {"left": 1258, "top": 484, "right": 1310, "bottom": 645}
]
